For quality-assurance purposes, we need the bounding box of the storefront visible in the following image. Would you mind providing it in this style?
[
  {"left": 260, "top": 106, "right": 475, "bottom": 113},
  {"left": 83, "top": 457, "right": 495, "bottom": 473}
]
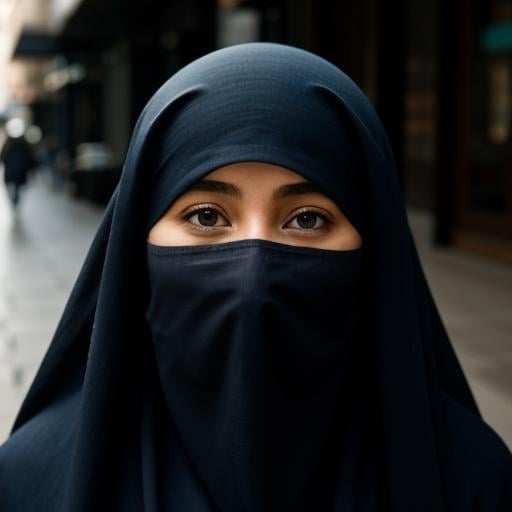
[{"left": 453, "top": 0, "right": 512, "bottom": 259}]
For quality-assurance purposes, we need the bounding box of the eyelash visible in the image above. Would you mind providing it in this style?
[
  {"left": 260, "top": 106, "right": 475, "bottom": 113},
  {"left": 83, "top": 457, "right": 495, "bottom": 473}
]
[
  {"left": 183, "top": 204, "right": 229, "bottom": 232},
  {"left": 182, "top": 204, "right": 331, "bottom": 233}
]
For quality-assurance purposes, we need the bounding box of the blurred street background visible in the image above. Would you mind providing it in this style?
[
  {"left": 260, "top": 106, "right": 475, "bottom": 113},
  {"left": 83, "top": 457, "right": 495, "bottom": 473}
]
[{"left": 0, "top": 0, "right": 511, "bottom": 445}]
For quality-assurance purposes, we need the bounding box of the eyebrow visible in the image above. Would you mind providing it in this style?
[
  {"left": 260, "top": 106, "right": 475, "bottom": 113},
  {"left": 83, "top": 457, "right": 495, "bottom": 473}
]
[
  {"left": 187, "top": 179, "right": 323, "bottom": 200},
  {"left": 272, "top": 181, "right": 322, "bottom": 200},
  {"left": 188, "top": 179, "right": 242, "bottom": 198}
]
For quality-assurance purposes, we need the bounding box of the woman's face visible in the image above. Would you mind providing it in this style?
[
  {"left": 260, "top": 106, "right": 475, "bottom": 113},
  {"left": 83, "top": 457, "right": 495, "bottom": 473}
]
[{"left": 148, "top": 162, "right": 362, "bottom": 250}]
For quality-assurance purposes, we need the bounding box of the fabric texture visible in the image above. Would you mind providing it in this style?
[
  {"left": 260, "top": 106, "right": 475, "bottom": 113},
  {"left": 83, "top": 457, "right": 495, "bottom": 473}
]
[
  {"left": 0, "top": 42, "right": 511, "bottom": 512},
  {"left": 146, "top": 239, "right": 369, "bottom": 510}
]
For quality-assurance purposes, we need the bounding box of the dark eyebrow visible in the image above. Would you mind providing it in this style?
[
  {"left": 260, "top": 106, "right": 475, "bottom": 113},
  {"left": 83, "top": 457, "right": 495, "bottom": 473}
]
[
  {"left": 272, "top": 181, "right": 323, "bottom": 200},
  {"left": 187, "top": 179, "right": 322, "bottom": 201},
  {"left": 187, "top": 179, "right": 242, "bottom": 198}
]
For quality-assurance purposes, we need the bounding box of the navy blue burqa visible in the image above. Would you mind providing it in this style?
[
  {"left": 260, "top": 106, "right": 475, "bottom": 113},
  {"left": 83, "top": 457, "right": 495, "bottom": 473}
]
[{"left": 0, "top": 43, "right": 511, "bottom": 511}]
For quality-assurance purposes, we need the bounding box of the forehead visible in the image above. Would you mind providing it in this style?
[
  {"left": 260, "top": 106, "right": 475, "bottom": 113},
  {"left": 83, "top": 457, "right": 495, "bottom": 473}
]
[
  {"left": 205, "top": 162, "right": 307, "bottom": 183},
  {"left": 177, "top": 161, "right": 337, "bottom": 206}
]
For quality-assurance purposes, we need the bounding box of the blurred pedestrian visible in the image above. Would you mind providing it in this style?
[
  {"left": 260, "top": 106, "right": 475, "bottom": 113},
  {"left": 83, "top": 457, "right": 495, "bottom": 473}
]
[
  {"left": 0, "top": 43, "right": 511, "bottom": 512},
  {"left": 1, "top": 119, "right": 35, "bottom": 209}
]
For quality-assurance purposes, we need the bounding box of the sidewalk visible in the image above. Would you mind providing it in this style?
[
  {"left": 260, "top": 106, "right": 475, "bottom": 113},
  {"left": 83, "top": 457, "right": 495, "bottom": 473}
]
[
  {"left": 409, "top": 211, "right": 512, "bottom": 448},
  {"left": 0, "top": 171, "right": 103, "bottom": 440},
  {"left": 0, "top": 176, "right": 511, "bottom": 448}
]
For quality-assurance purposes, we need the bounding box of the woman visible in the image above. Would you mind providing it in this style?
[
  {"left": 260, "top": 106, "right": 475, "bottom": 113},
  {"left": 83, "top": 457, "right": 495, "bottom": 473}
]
[{"left": 0, "top": 42, "right": 510, "bottom": 511}]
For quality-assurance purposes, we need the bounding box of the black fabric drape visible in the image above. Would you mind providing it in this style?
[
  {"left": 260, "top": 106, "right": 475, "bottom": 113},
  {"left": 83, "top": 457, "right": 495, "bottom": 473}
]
[
  {"left": 0, "top": 42, "right": 511, "bottom": 512},
  {"left": 145, "top": 239, "right": 373, "bottom": 511}
]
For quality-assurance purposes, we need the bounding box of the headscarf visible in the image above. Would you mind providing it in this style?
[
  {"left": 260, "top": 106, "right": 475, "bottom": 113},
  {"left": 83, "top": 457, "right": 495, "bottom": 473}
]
[{"left": 0, "top": 42, "right": 511, "bottom": 512}]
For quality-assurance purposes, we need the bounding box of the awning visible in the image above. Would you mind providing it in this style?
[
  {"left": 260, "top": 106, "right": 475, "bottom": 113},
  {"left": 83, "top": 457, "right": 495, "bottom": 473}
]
[{"left": 12, "top": 30, "right": 59, "bottom": 58}]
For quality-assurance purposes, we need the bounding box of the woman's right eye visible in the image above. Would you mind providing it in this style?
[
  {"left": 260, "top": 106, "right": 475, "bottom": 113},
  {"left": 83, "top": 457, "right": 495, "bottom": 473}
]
[{"left": 185, "top": 207, "right": 230, "bottom": 228}]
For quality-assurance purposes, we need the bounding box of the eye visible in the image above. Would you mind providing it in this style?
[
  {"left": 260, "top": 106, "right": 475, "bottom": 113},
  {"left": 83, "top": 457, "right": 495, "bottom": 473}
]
[
  {"left": 185, "top": 207, "right": 230, "bottom": 228},
  {"left": 285, "top": 210, "right": 327, "bottom": 230}
]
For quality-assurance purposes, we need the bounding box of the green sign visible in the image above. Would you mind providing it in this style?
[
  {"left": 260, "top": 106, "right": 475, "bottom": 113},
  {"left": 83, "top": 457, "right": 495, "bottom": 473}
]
[{"left": 481, "top": 22, "right": 512, "bottom": 52}]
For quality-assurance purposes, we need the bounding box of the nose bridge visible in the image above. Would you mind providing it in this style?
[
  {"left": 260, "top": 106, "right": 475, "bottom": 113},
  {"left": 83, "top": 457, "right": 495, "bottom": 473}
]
[
  {"left": 229, "top": 246, "right": 269, "bottom": 370},
  {"left": 240, "top": 244, "right": 264, "bottom": 295},
  {"left": 234, "top": 244, "right": 273, "bottom": 315},
  {"left": 240, "top": 207, "right": 274, "bottom": 242}
]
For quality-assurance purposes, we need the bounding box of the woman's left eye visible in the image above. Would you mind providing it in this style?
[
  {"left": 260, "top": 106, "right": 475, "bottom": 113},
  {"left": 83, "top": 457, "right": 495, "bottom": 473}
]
[{"left": 285, "top": 211, "right": 326, "bottom": 230}]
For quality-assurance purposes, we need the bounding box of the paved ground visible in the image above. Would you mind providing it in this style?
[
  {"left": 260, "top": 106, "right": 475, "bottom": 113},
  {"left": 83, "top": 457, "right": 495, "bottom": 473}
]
[
  {"left": 0, "top": 173, "right": 511, "bottom": 449},
  {"left": 411, "top": 212, "right": 512, "bottom": 448},
  {"left": 0, "top": 170, "right": 103, "bottom": 440}
]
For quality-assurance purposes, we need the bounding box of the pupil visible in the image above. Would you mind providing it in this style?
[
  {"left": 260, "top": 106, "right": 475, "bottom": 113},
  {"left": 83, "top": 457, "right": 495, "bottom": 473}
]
[
  {"left": 297, "top": 213, "right": 316, "bottom": 229},
  {"left": 198, "top": 209, "right": 218, "bottom": 226}
]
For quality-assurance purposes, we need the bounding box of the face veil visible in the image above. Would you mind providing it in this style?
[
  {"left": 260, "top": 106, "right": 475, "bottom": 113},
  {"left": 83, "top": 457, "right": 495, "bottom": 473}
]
[
  {"left": 145, "top": 240, "right": 367, "bottom": 510},
  {"left": 0, "top": 43, "right": 511, "bottom": 512}
]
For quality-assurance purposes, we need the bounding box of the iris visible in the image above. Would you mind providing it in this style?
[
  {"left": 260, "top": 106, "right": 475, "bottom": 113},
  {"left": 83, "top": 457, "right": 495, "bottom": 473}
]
[
  {"left": 196, "top": 209, "right": 218, "bottom": 226},
  {"left": 296, "top": 212, "right": 318, "bottom": 229}
]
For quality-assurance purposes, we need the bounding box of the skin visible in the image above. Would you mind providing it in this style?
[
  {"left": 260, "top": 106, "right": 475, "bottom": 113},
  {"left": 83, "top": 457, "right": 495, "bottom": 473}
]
[{"left": 148, "top": 162, "right": 362, "bottom": 251}]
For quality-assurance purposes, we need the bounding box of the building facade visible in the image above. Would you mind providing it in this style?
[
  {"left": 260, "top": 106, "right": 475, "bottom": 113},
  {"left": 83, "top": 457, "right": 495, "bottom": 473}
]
[{"left": 4, "top": 0, "right": 511, "bottom": 259}]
